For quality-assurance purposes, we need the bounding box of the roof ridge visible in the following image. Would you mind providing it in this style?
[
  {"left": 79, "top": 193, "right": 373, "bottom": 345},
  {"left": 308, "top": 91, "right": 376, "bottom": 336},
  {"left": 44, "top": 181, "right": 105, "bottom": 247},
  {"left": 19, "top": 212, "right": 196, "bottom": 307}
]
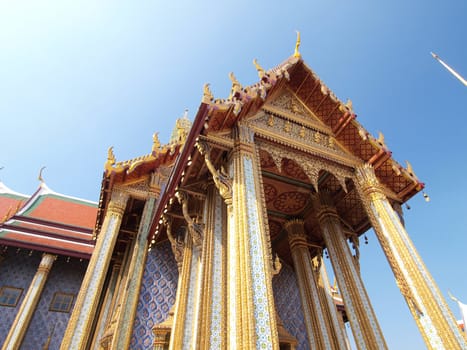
[
  {"left": 16, "top": 182, "right": 97, "bottom": 216},
  {"left": 0, "top": 181, "right": 29, "bottom": 198}
]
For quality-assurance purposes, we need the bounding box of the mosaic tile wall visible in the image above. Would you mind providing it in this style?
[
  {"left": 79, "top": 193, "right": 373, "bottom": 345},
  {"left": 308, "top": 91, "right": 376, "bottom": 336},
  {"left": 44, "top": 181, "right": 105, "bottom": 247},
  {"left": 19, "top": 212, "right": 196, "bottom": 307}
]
[
  {"left": 0, "top": 249, "right": 40, "bottom": 346},
  {"left": 130, "top": 241, "right": 178, "bottom": 349},
  {"left": 22, "top": 255, "right": 87, "bottom": 350},
  {"left": 0, "top": 249, "right": 87, "bottom": 349},
  {"left": 273, "top": 262, "right": 309, "bottom": 350}
]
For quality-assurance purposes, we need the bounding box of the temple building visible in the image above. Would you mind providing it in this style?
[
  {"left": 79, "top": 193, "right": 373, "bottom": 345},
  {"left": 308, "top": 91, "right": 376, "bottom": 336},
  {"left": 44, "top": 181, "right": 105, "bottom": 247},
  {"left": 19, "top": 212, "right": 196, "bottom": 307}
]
[
  {"left": 0, "top": 181, "right": 97, "bottom": 349},
  {"left": 2, "top": 40, "right": 467, "bottom": 349}
]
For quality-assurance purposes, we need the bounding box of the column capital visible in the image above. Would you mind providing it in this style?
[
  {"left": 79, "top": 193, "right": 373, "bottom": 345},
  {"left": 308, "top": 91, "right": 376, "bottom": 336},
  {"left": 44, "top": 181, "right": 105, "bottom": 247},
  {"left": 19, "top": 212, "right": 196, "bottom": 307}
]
[
  {"left": 312, "top": 192, "right": 340, "bottom": 224},
  {"left": 285, "top": 219, "right": 311, "bottom": 253},
  {"left": 37, "top": 253, "right": 56, "bottom": 274},
  {"left": 234, "top": 123, "right": 255, "bottom": 144},
  {"left": 355, "top": 163, "right": 386, "bottom": 200},
  {"left": 108, "top": 191, "right": 129, "bottom": 217}
]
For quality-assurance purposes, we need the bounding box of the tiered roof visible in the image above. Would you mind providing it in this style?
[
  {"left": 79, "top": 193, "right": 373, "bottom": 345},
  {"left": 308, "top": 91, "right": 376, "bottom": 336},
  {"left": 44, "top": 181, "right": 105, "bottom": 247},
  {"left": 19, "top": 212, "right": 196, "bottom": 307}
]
[
  {"left": 0, "top": 182, "right": 97, "bottom": 259},
  {"left": 147, "top": 50, "right": 424, "bottom": 244}
]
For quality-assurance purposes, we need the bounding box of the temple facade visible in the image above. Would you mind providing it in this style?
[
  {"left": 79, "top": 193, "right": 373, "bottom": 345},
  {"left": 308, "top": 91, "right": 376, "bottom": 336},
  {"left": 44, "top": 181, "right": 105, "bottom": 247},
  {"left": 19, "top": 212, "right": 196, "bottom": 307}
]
[{"left": 2, "top": 45, "right": 467, "bottom": 349}]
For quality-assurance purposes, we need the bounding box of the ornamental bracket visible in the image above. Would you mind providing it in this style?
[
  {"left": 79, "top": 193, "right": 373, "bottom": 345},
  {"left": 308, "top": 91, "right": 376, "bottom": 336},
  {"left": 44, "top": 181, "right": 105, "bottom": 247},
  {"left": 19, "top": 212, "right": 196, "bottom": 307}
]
[
  {"left": 164, "top": 215, "right": 184, "bottom": 270},
  {"left": 175, "top": 190, "right": 204, "bottom": 248},
  {"left": 196, "top": 141, "right": 233, "bottom": 204}
]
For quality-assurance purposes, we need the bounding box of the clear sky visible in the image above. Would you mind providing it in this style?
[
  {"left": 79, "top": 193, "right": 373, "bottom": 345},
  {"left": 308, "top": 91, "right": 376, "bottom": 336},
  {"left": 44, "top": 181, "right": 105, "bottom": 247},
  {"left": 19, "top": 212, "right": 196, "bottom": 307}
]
[{"left": 1, "top": 1, "right": 466, "bottom": 348}]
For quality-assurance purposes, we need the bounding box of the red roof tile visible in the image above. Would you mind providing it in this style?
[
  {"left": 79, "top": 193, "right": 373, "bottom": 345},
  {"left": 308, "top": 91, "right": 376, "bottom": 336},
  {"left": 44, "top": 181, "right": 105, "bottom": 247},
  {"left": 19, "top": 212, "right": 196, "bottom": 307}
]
[{"left": 23, "top": 196, "right": 97, "bottom": 229}]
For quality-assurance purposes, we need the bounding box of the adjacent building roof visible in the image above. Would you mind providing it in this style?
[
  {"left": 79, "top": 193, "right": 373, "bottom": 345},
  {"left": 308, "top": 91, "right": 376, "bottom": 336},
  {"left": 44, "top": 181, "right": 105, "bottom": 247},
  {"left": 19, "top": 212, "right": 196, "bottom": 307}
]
[{"left": 0, "top": 182, "right": 97, "bottom": 259}]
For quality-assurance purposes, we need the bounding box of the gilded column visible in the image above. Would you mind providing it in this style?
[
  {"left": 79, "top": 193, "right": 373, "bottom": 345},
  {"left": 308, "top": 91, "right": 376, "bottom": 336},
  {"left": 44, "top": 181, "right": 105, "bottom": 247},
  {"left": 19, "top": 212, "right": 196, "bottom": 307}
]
[
  {"left": 99, "top": 236, "right": 134, "bottom": 349},
  {"left": 229, "top": 124, "right": 279, "bottom": 349},
  {"left": 89, "top": 260, "right": 122, "bottom": 350},
  {"left": 111, "top": 195, "right": 157, "bottom": 349},
  {"left": 314, "top": 192, "right": 388, "bottom": 350},
  {"left": 315, "top": 256, "right": 350, "bottom": 350},
  {"left": 60, "top": 190, "right": 128, "bottom": 350},
  {"left": 355, "top": 164, "right": 467, "bottom": 349},
  {"left": 196, "top": 186, "right": 227, "bottom": 349},
  {"left": 167, "top": 190, "right": 205, "bottom": 349},
  {"left": 2, "top": 253, "right": 55, "bottom": 350},
  {"left": 168, "top": 227, "right": 194, "bottom": 350},
  {"left": 285, "top": 219, "right": 344, "bottom": 350}
]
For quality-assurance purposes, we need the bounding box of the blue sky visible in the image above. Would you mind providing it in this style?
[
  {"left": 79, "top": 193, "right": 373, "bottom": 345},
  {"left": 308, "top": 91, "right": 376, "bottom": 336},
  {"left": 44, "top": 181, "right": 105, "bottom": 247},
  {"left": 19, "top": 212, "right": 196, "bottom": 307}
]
[{"left": 1, "top": 1, "right": 466, "bottom": 348}]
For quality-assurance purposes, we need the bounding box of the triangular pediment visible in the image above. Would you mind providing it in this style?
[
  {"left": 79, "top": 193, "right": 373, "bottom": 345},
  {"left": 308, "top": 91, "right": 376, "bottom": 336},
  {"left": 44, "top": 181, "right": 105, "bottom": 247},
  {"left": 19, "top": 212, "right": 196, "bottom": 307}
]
[
  {"left": 244, "top": 89, "right": 357, "bottom": 163},
  {"left": 262, "top": 89, "right": 330, "bottom": 133}
]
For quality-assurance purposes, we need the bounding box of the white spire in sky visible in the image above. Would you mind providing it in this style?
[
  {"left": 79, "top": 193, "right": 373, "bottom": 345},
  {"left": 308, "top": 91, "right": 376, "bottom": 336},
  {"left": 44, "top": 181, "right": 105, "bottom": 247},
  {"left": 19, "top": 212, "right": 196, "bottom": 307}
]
[{"left": 431, "top": 52, "right": 467, "bottom": 87}]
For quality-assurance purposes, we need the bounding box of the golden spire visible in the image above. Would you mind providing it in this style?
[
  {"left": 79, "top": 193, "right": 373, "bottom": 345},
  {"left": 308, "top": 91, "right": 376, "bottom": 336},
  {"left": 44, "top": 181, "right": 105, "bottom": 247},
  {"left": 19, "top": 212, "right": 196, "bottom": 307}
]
[
  {"left": 293, "top": 31, "right": 301, "bottom": 58},
  {"left": 202, "top": 83, "right": 213, "bottom": 103},
  {"left": 229, "top": 72, "right": 242, "bottom": 97},
  {"left": 253, "top": 58, "right": 265, "bottom": 79},
  {"left": 152, "top": 132, "right": 161, "bottom": 153},
  {"left": 377, "top": 131, "right": 385, "bottom": 146},
  {"left": 38, "top": 166, "right": 46, "bottom": 183},
  {"left": 105, "top": 146, "right": 116, "bottom": 173}
]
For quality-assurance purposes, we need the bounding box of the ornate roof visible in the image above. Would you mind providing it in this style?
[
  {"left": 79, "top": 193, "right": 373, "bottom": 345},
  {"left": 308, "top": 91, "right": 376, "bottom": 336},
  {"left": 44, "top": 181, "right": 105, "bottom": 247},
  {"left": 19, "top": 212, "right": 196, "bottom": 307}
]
[
  {"left": 0, "top": 182, "right": 97, "bottom": 259},
  {"left": 148, "top": 52, "right": 424, "bottom": 245},
  {"left": 200, "top": 55, "right": 422, "bottom": 199}
]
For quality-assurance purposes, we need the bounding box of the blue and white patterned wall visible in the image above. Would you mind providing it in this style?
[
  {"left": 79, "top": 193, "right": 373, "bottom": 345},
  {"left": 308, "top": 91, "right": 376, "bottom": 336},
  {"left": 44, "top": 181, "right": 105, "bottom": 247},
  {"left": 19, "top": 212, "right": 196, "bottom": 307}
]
[
  {"left": 0, "top": 249, "right": 40, "bottom": 346},
  {"left": 130, "top": 241, "right": 178, "bottom": 349},
  {"left": 273, "top": 262, "right": 309, "bottom": 350},
  {"left": 128, "top": 242, "right": 307, "bottom": 349},
  {"left": 0, "top": 249, "right": 87, "bottom": 349}
]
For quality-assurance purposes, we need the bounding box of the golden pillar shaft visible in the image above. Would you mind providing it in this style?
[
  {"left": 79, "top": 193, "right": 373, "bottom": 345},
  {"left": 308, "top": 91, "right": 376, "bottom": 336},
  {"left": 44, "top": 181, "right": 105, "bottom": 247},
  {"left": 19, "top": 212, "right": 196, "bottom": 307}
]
[
  {"left": 355, "top": 164, "right": 467, "bottom": 349},
  {"left": 196, "top": 187, "right": 227, "bottom": 349},
  {"left": 2, "top": 253, "right": 55, "bottom": 350},
  {"left": 112, "top": 196, "right": 157, "bottom": 349},
  {"left": 169, "top": 230, "right": 195, "bottom": 350},
  {"left": 286, "top": 219, "right": 339, "bottom": 350},
  {"left": 89, "top": 260, "right": 121, "bottom": 350},
  {"left": 228, "top": 125, "right": 279, "bottom": 350},
  {"left": 226, "top": 197, "right": 238, "bottom": 350},
  {"left": 99, "top": 232, "right": 135, "bottom": 349},
  {"left": 316, "top": 257, "right": 350, "bottom": 350},
  {"left": 60, "top": 191, "right": 128, "bottom": 350},
  {"left": 315, "top": 193, "right": 388, "bottom": 350}
]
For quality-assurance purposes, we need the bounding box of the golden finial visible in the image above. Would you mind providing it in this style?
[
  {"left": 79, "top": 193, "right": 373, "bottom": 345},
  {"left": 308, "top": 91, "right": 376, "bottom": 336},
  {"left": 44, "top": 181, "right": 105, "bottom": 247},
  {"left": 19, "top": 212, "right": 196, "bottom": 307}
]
[
  {"left": 105, "top": 146, "right": 116, "bottom": 173},
  {"left": 202, "top": 83, "right": 213, "bottom": 103},
  {"left": 152, "top": 132, "right": 161, "bottom": 153},
  {"left": 339, "top": 98, "right": 353, "bottom": 113},
  {"left": 293, "top": 31, "right": 301, "bottom": 58},
  {"left": 405, "top": 160, "right": 414, "bottom": 175},
  {"left": 377, "top": 131, "right": 385, "bottom": 145},
  {"left": 38, "top": 166, "right": 46, "bottom": 183},
  {"left": 229, "top": 72, "right": 242, "bottom": 97},
  {"left": 253, "top": 58, "right": 265, "bottom": 79}
]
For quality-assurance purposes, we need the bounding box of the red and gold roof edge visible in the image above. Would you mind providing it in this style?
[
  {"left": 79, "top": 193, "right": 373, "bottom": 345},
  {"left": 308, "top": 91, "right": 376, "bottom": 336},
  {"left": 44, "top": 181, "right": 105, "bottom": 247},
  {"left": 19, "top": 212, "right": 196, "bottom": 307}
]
[
  {"left": 94, "top": 140, "right": 184, "bottom": 236},
  {"left": 148, "top": 54, "right": 423, "bottom": 243},
  {"left": 201, "top": 56, "right": 423, "bottom": 199}
]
